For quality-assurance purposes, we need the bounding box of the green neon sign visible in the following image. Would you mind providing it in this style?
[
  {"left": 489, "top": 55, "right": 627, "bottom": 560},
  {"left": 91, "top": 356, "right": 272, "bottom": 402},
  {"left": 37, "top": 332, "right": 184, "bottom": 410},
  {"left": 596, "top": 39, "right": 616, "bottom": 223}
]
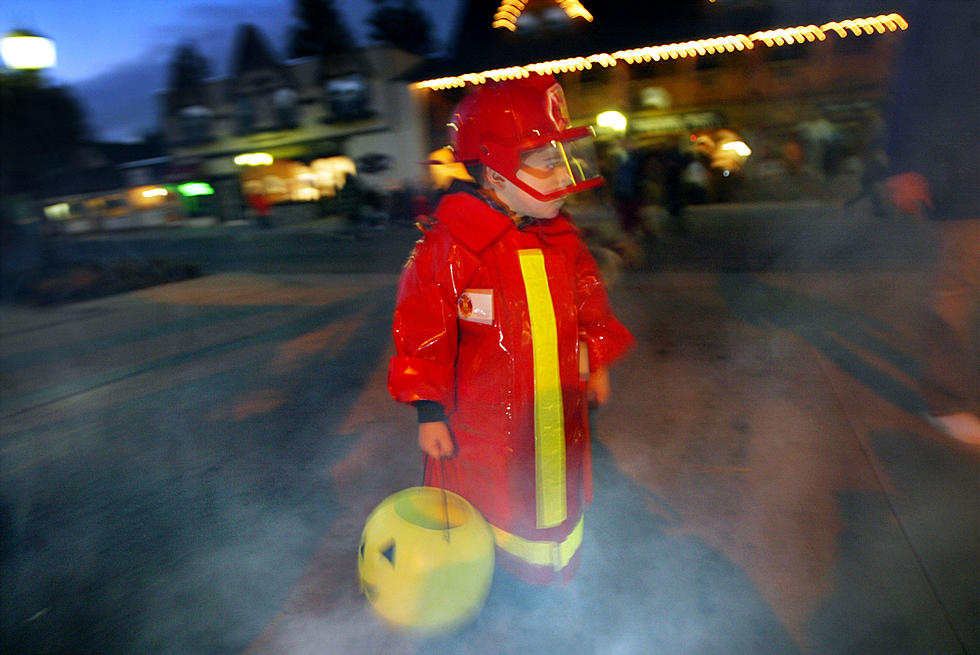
[{"left": 177, "top": 182, "right": 215, "bottom": 197}]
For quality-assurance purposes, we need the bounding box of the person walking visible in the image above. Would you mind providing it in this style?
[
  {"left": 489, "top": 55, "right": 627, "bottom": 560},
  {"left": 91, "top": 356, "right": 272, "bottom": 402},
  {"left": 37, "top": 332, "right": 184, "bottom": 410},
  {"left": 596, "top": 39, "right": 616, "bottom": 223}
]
[{"left": 884, "top": 0, "right": 979, "bottom": 446}]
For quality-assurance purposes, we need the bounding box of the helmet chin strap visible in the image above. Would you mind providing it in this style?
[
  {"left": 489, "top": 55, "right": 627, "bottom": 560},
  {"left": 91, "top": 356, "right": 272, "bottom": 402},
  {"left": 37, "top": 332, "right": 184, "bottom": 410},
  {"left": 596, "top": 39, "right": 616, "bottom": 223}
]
[{"left": 481, "top": 168, "right": 551, "bottom": 227}]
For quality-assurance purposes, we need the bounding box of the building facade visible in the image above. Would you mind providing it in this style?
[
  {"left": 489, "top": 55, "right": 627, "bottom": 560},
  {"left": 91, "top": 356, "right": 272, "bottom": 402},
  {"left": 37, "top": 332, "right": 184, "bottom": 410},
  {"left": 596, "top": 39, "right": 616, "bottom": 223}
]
[
  {"left": 412, "top": 1, "right": 908, "bottom": 203},
  {"left": 161, "top": 23, "right": 430, "bottom": 223}
]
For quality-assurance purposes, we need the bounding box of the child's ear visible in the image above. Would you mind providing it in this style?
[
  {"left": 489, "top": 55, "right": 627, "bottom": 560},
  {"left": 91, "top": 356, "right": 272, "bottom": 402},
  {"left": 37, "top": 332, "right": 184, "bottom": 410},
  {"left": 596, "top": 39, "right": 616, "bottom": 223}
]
[{"left": 485, "top": 168, "right": 507, "bottom": 188}]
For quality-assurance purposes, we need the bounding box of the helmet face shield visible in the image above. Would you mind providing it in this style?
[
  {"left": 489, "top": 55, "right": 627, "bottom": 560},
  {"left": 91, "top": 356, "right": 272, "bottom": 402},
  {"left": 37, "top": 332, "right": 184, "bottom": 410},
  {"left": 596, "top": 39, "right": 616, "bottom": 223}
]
[
  {"left": 448, "top": 76, "right": 606, "bottom": 203},
  {"left": 511, "top": 131, "right": 604, "bottom": 201}
]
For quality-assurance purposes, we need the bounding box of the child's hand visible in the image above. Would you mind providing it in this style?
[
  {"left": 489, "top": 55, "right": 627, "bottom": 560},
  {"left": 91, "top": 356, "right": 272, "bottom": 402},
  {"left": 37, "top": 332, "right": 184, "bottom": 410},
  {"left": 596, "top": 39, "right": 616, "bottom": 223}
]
[
  {"left": 588, "top": 367, "right": 611, "bottom": 407},
  {"left": 419, "top": 421, "right": 455, "bottom": 458}
]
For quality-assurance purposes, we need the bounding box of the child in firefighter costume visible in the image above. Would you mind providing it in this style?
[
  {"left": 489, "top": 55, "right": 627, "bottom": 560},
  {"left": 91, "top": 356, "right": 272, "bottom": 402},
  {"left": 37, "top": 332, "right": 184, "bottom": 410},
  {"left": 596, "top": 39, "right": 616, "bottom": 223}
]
[{"left": 388, "top": 75, "right": 634, "bottom": 585}]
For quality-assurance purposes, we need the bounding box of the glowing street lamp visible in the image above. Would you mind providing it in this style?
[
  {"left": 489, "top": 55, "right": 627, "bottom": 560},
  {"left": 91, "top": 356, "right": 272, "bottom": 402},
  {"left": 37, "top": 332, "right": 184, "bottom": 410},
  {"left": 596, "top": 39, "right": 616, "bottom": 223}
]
[
  {"left": 596, "top": 110, "right": 628, "bottom": 134},
  {"left": 234, "top": 152, "right": 274, "bottom": 166},
  {"left": 1, "top": 29, "right": 56, "bottom": 70}
]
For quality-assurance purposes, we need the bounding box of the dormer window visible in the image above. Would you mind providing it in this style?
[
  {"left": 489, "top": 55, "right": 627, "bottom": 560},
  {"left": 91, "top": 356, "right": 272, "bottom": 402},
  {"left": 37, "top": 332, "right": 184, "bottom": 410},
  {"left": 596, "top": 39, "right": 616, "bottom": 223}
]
[
  {"left": 236, "top": 97, "right": 256, "bottom": 134},
  {"left": 274, "top": 88, "right": 299, "bottom": 128},
  {"left": 325, "top": 74, "right": 369, "bottom": 122},
  {"left": 178, "top": 105, "right": 212, "bottom": 144}
]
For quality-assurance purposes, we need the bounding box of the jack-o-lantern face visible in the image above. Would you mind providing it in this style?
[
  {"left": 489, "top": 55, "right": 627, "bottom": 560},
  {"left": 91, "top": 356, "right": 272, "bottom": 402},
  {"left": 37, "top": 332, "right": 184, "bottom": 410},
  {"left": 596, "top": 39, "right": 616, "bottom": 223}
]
[{"left": 357, "top": 486, "right": 495, "bottom": 633}]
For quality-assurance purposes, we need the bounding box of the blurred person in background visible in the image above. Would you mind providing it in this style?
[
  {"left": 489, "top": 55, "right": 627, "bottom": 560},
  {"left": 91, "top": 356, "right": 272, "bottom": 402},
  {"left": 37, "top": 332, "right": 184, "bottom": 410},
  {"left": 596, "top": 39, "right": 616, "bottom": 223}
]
[
  {"left": 884, "top": 0, "right": 979, "bottom": 446},
  {"left": 610, "top": 139, "right": 648, "bottom": 236},
  {"left": 244, "top": 184, "right": 272, "bottom": 229}
]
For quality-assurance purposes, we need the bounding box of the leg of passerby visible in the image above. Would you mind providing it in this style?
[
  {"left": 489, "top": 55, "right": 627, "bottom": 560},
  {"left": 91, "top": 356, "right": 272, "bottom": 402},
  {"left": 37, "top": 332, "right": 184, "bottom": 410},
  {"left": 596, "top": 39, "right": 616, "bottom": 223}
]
[
  {"left": 920, "top": 218, "right": 980, "bottom": 447},
  {"left": 615, "top": 198, "right": 642, "bottom": 235},
  {"left": 610, "top": 198, "right": 646, "bottom": 269}
]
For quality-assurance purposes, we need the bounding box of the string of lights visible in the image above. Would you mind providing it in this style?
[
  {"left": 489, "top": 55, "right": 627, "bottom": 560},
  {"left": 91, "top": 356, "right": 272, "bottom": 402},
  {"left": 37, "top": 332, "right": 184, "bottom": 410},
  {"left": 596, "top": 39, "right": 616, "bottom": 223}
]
[
  {"left": 492, "top": 0, "right": 594, "bottom": 32},
  {"left": 417, "top": 13, "right": 908, "bottom": 90}
]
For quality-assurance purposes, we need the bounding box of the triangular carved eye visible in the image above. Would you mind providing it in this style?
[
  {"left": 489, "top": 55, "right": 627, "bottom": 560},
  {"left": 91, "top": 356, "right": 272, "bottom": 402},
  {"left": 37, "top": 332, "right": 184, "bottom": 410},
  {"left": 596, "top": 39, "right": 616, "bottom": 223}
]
[{"left": 380, "top": 540, "right": 395, "bottom": 565}]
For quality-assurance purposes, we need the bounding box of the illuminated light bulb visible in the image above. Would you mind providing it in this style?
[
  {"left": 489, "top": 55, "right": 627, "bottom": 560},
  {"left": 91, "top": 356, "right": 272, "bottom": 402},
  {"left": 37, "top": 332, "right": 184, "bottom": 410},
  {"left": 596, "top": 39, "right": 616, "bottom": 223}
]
[
  {"left": 234, "top": 152, "right": 274, "bottom": 166},
  {"left": 720, "top": 141, "right": 752, "bottom": 157},
  {"left": 596, "top": 110, "right": 627, "bottom": 133},
  {"left": 588, "top": 53, "right": 615, "bottom": 67},
  {"left": 558, "top": 0, "right": 593, "bottom": 21},
  {"left": 822, "top": 22, "right": 846, "bottom": 38},
  {"left": 1, "top": 30, "right": 56, "bottom": 69},
  {"left": 493, "top": 0, "right": 592, "bottom": 28}
]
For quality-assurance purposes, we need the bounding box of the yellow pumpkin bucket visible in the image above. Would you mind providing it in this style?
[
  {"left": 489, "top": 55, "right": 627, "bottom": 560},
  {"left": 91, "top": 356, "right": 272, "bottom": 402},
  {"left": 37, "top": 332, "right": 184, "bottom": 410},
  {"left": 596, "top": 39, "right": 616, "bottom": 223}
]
[{"left": 357, "top": 486, "right": 495, "bottom": 633}]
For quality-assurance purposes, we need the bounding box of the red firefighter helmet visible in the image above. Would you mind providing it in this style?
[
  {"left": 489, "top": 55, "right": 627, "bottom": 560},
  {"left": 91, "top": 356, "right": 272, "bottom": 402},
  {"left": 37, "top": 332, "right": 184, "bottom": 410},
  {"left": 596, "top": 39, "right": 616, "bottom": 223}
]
[{"left": 448, "top": 74, "right": 603, "bottom": 201}]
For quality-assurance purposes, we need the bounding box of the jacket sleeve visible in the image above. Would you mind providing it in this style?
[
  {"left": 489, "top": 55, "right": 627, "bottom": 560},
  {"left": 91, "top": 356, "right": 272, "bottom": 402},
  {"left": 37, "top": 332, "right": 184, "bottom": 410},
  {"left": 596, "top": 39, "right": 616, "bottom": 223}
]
[
  {"left": 574, "top": 240, "right": 635, "bottom": 370},
  {"left": 387, "top": 230, "right": 464, "bottom": 413}
]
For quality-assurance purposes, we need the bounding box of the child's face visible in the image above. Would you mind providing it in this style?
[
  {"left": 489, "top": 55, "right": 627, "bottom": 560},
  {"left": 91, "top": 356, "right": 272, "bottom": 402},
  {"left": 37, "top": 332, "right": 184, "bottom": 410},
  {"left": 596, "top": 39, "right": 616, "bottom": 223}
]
[{"left": 489, "top": 146, "right": 574, "bottom": 219}]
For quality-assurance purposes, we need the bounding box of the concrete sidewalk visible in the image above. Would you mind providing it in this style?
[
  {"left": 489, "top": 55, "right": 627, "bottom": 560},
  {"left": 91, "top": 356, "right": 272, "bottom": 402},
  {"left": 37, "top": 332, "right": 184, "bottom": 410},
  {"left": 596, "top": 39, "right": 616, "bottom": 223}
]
[
  {"left": 1, "top": 205, "right": 976, "bottom": 654},
  {"left": 235, "top": 270, "right": 977, "bottom": 655}
]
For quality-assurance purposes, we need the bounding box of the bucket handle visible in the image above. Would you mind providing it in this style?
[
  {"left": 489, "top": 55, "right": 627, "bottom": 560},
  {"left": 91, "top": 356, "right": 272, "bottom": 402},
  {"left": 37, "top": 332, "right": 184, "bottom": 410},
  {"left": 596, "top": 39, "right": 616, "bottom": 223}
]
[{"left": 422, "top": 454, "right": 457, "bottom": 542}]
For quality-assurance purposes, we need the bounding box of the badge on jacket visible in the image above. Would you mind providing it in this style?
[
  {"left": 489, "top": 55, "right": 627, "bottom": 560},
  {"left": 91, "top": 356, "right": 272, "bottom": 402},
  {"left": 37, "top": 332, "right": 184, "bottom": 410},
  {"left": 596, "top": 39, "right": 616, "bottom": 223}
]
[{"left": 458, "top": 289, "right": 494, "bottom": 325}]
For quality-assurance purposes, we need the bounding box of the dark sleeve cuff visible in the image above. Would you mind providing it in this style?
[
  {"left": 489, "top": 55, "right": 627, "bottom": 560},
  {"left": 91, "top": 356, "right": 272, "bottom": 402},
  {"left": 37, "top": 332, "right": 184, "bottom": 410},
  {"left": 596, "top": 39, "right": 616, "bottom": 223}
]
[{"left": 414, "top": 400, "right": 447, "bottom": 423}]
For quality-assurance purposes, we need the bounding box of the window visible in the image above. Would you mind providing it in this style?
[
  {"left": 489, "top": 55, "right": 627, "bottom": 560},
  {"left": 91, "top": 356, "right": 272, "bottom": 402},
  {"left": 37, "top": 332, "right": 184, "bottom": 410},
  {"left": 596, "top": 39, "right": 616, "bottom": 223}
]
[
  {"left": 763, "top": 42, "right": 808, "bottom": 63},
  {"left": 325, "top": 74, "right": 370, "bottom": 122},
  {"left": 236, "top": 97, "right": 256, "bottom": 134},
  {"left": 274, "top": 88, "right": 299, "bottom": 128},
  {"left": 579, "top": 65, "right": 606, "bottom": 85},
  {"left": 836, "top": 36, "right": 874, "bottom": 56},
  {"left": 178, "top": 105, "right": 212, "bottom": 144},
  {"left": 695, "top": 54, "right": 723, "bottom": 71}
]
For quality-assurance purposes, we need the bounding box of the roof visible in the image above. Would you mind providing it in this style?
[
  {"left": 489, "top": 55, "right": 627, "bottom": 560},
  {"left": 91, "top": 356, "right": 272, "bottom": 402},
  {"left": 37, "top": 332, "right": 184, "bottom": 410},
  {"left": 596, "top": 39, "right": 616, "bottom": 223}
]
[
  {"left": 231, "top": 24, "right": 284, "bottom": 77},
  {"left": 406, "top": 0, "right": 904, "bottom": 83},
  {"left": 409, "top": 0, "right": 714, "bottom": 81}
]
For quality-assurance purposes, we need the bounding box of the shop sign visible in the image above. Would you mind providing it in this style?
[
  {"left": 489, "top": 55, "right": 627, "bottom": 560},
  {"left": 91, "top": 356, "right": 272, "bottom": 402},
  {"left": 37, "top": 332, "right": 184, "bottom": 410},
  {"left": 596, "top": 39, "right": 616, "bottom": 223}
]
[{"left": 630, "top": 111, "right": 724, "bottom": 136}]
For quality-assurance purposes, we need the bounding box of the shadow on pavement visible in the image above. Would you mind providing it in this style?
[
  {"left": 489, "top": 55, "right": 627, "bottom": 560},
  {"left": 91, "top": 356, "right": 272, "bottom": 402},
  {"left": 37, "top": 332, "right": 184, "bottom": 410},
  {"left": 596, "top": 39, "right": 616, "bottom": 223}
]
[
  {"left": 717, "top": 274, "right": 927, "bottom": 416},
  {"left": 418, "top": 438, "right": 800, "bottom": 655},
  {"left": 809, "top": 430, "right": 979, "bottom": 655}
]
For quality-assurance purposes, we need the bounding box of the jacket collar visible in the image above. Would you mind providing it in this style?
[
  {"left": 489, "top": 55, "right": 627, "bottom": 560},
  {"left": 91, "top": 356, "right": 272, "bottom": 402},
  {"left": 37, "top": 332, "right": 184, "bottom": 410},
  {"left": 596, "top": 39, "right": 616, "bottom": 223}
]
[{"left": 435, "top": 188, "right": 577, "bottom": 254}]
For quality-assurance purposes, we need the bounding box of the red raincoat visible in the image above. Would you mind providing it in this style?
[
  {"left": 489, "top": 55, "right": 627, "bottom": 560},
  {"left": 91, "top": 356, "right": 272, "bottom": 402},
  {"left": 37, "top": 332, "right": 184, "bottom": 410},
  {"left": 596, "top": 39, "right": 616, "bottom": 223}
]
[{"left": 388, "top": 190, "right": 634, "bottom": 583}]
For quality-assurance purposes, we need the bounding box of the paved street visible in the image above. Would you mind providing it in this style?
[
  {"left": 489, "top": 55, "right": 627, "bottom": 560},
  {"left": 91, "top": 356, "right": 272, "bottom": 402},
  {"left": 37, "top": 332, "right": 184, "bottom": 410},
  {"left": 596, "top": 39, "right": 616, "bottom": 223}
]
[{"left": 1, "top": 202, "right": 977, "bottom": 654}]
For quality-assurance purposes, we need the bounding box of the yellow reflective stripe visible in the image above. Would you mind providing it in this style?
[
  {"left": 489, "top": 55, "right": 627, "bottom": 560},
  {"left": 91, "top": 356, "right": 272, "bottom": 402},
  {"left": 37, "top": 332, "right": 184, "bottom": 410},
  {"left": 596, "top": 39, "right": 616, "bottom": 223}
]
[
  {"left": 490, "top": 516, "right": 584, "bottom": 571},
  {"left": 518, "top": 249, "right": 566, "bottom": 528}
]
